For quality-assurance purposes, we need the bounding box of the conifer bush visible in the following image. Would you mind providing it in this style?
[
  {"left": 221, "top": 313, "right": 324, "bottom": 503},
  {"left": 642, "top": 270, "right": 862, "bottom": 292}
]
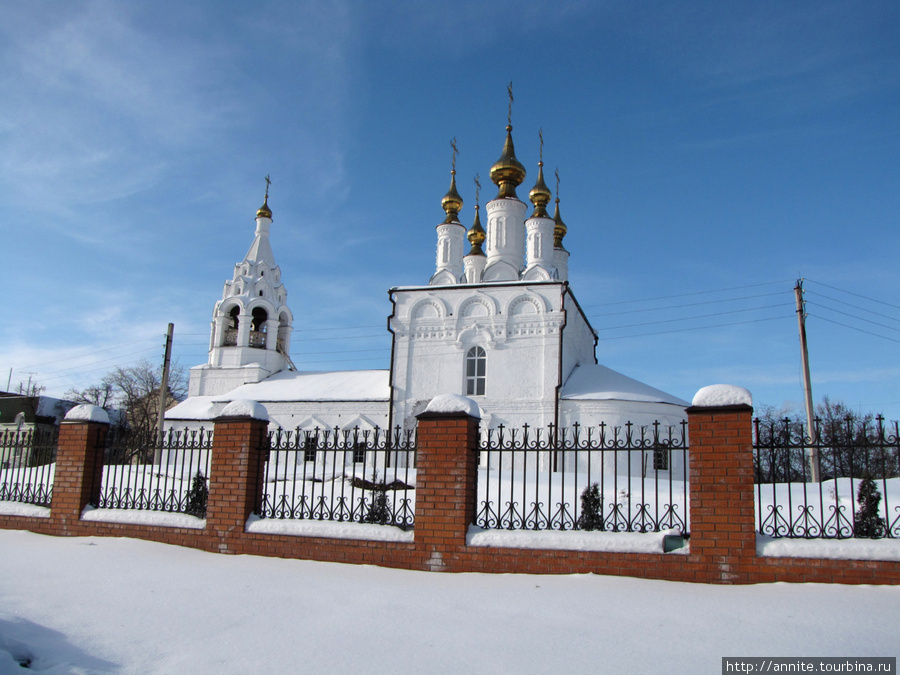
[
  {"left": 855, "top": 474, "right": 886, "bottom": 538},
  {"left": 364, "top": 489, "right": 390, "bottom": 525},
  {"left": 577, "top": 482, "right": 603, "bottom": 531},
  {"left": 185, "top": 471, "right": 208, "bottom": 518}
]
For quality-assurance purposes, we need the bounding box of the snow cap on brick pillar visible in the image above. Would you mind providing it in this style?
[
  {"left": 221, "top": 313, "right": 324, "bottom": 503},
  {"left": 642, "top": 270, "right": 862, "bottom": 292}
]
[
  {"left": 691, "top": 384, "right": 752, "bottom": 408},
  {"left": 424, "top": 393, "right": 481, "bottom": 418},
  {"left": 218, "top": 399, "right": 269, "bottom": 420},
  {"left": 64, "top": 404, "right": 110, "bottom": 424}
]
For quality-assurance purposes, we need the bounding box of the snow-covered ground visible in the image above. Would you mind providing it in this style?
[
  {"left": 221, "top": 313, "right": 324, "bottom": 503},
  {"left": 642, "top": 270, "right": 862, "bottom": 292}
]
[{"left": 0, "top": 531, "right": 898, "bottom": 674}]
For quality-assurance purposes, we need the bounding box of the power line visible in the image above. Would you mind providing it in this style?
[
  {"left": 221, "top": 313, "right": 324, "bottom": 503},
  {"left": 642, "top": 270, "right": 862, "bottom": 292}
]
[
  {"left": 595, "top": 314, "right": 791, "bottom": 341},
  {"left": 805, "top": 290, "right": 900, "bottom": 324},
  {"left": 582, "top": 279, "right": 792, "bottom": 309},
  {"left": 590, "top": 291, "right": 785, "bottom": 317},
  {"left": 593, "top": 302, "right": 793, "bottom": 332},
  {"left": 807, "top": 314, "right": 900, "bottom": 345},
  {"left": 805, "top": 279, "right": 900, "bottom": 311},
  {"left": 16, "top": 335, "right": 162, "bottom": 371},
  {"left": 806, "top": 302, "right": 900, "bottom": 335}
]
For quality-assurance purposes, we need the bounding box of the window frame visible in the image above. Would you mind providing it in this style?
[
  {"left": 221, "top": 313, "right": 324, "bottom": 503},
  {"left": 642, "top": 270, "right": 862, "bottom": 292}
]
[{"left": 465, "top": 346, "right": 486, "bottom": 397}]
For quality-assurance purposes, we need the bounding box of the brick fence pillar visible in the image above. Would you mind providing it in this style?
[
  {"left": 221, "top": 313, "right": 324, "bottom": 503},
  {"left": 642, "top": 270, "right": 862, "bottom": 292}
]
[
  {"left": 207, "top": 415, "right": 268, "bottom": 553},
  {"left": 51, "top": 420, "right": 108, "bottom": 532},
  {"left": 414, "top": 411, "right": 480, "bottom": 571},
  {"left": 687, "top": 402, "right": 756, "bottom": 583}
]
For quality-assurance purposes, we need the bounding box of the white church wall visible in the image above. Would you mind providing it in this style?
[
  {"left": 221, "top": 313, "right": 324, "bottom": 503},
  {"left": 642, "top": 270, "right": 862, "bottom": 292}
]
[
  {"left": 390, "top": 281, "right": 570, "bottom": 432},
  {"left": 559, "top": 399, "right": 688, "bottom": 478}
]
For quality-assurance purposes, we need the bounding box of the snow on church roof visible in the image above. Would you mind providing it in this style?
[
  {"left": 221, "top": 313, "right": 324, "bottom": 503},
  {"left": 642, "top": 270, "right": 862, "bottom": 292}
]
[
  {"left": 561, "top": 364, "right": 689, "bottom": 407},
  {"left": 166, "top": 369, "right": 390, "bottom": 421},
  {"left": 220, "top": 369, "right": 390, "bottom": 402}
]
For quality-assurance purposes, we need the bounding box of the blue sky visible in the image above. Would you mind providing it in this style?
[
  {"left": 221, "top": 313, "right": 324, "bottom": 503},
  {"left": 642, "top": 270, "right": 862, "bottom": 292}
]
[{"left": 3, "top": 1, "right": 899, "bottom": 420}]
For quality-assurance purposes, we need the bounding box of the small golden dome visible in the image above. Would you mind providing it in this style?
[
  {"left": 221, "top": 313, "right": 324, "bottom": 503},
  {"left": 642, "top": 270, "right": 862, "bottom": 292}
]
[
  {"left": 466, "top": 206, "right": 486, "bottom": 256},
  {"left": 256, "top": 196, "right": 272, "bottom": 220},
  {"left": 490, "top": 125, "right": 526, "bottom": 199},
  {"left": 553, "top": 198, "right": 568, "bottom": 250},
  {"left": 441, "top": 170, "right": 463, "bottom": 223},
  {"left": 529, "top": 161, "right": 552, "bottom": 218}
]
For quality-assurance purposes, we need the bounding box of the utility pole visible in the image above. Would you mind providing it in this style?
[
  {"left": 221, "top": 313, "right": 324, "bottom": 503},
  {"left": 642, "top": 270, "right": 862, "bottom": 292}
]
[
  {"left": 155, "top": 323, "right": 174, "bottom": 465},
  {"left": 794, "top": 280, "right": 819, "bottom": 482}
]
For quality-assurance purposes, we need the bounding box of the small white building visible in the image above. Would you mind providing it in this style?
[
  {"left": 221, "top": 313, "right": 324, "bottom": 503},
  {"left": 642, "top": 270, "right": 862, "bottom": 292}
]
[{"left": 166, "top": 120, "right": 688, "bottom": 449}]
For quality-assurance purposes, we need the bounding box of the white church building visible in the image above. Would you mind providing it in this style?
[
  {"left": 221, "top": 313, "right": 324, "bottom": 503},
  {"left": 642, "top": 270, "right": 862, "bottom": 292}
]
[{"left": 166, "top": 120, "right": 689, "bottom": 438}]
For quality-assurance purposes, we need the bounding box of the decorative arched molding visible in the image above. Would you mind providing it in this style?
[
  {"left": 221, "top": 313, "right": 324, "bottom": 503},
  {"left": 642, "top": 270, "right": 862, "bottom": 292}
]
[
  {"left": 410, "top": 297, "right": 448, "bottom": 321},
  {"left": 457, "top": 294, "right": 498, "bottom": 321},
  {"left": 521, "top": 265, "right": 554, "bottom": 282},
  {"left": 295, "top": 415, "right": 331, "bottom": 431},
  {"left": 428, "top": 269, "right": 459, "bottom": 286},
  {"left": 481, "top": 259, "right": 520, "bottom": 283},
  {"left": 456, "top": 323, "right": 495, "bottom": 349},
  {"left": 245, "top": 297, "right": 278, "bottom": 316},
  {"left": 341, "top": 414, "right": 378, "bottom": 432},
  {"left": 507, "top": 294, "right": 547, "bottom": 316},
  {"left": 216, "top": 298, "right": 245, "bottom": 318}
]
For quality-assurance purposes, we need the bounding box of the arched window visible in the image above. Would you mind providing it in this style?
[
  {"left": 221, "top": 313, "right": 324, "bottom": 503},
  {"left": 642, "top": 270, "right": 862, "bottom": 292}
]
[
  {"left": 465, "top": 346, "right": 486, "bottom": 396},
  {"left": 251, "top": 307, "right": 268, "bottom": 332}
]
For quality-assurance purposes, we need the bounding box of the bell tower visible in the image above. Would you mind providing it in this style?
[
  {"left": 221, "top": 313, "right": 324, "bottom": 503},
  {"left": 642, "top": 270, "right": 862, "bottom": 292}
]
[{"left": 189, "top": 178, "right": 294, "bottom": 397}]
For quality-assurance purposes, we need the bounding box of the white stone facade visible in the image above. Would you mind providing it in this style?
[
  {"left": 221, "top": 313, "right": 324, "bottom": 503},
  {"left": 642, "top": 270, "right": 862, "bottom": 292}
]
[{"left": 388, "top": 281, "right": 596, "bottom": 433}]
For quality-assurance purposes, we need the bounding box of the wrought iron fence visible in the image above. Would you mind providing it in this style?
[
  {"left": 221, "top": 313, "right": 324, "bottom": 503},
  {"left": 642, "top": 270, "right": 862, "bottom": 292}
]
[
  {"left": 257, "top": 426, "right": 417, "bottom": 530},
  {"left": 476, "top": 422, "right": 690, "bottom": 535},
  {"left": 96, "top": 427, "right": 213, "bottom": 517},
  {"left": 754, "top": 416, "right": 900, "bottom": 538},
  {"left": 0, "top": 427, "right": 59, "bottom": 506}
]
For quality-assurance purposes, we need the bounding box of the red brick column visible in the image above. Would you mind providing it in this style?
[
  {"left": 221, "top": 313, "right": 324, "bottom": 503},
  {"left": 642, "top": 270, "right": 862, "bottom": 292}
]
[
  {"left": 414, "top": 411, "right": 480, "bottom": 570},
  {"left": 687, "top": 403, "right": 756, "bottom": 583},
  {"left": 207, "top": 415, "right": 268, "bottom": 553},
  {"left": 51, "top": 420, "right": 108, "bottom": 532}
]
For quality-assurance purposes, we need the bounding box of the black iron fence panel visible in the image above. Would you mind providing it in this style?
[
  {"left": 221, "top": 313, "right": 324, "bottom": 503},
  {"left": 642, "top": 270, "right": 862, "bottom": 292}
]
[
  {"left": 476, "top": 422, "right": 690, "bottom": 535},
  {"left": 96, "top": 427, "right": 212, "bottom": 517},
  {"left": 754, "top": 417, "right": 900, "bottom": 538},
  {"left": 0, "top": 427, "right": 59, "bottom": 506},
  {"left": 258, "top": 426, "right": 417, "bottom": 530}
]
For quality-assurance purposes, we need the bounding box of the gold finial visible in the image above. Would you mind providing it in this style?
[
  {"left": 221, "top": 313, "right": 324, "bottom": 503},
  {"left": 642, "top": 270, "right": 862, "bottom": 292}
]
[
  {"left": 490, "top": 84, "right": 526, "bottom": 199},
  {"left": 553, "top": 168, "right": 567, "bottom": 249},
  {"left": 467, "top": 173, "right": 486, "bottom": 256},
  {"left": 257, "top": 174, "right": 273, "bottom": 219},
  {"left": 528, "top": 128, "right": 551, "bottom": 218},
  {"left": 441, "top": 138, "right": 463, "bottom": 223}
]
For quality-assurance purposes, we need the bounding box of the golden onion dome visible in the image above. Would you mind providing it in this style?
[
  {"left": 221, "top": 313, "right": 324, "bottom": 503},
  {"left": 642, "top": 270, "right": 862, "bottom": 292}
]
[
  {"left": 529, "top": 161, "right": 552, "bottom": 218},
  {"left": 257, "top": 195, "right": 272, "bottom": 220},
  {"left": 466, "top": 205, "right": 486, "bottom": 256},
  {"left": 553, "top": 197, "right": 568, "bottom": 250},
  {"left": 489, "top": 125, "right": 526, "bottom": 199},
  {"left": 441, "top": 170, "right": 463, "bottom": 223}
]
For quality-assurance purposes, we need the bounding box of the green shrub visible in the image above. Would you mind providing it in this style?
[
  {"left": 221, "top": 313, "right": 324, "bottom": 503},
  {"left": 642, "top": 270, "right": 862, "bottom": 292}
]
[
  {"left": 855, "top": 475, "right": 886, "bottom": 538},
  {"left": 185, "top": 471, "right": 208, "bottom": 518},
  {"left": 577, "top": 482, "right": 603, "bottom": 531}
]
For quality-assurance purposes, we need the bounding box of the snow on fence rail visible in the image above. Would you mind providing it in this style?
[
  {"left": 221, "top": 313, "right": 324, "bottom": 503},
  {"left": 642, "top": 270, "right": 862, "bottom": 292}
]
[
  {"left": 753, "top": 417, "right": 900, "bottom": 538},
  {"left": 96, "top": 427, "right": 212, "bottom": 517},
  {"left": 257, "top": 426, "right": 417, "bottom": 529},
  {"left": 476, "top": 422, "right": 690, "bottom": 535},
  {"left": 0, "top": 428, "right": 58, "bottom": 506}
]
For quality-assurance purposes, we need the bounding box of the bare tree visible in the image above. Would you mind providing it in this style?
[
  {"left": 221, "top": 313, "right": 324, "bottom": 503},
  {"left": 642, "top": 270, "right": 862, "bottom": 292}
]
[
  {"left": 65, "top": 359, "right": 187, "bottom": 436},
  {"left": 755, "top": 398, "right": 898, "bottom": 482}
]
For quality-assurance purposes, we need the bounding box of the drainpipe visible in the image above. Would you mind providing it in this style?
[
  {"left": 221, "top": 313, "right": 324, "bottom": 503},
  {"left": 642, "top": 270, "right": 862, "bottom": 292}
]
[
  {"left": 387, "top": 289, "right": 397, "bottom": 435},
  {"left": 554, "top": 282, "right": 569, "bottom": 443}
]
